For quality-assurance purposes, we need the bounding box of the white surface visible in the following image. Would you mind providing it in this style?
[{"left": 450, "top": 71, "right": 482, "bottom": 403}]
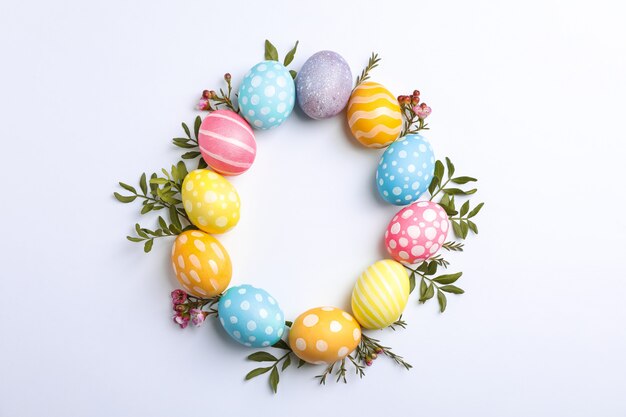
[{"left": 1, "top": 0, "right": 625, "bottom": 415}]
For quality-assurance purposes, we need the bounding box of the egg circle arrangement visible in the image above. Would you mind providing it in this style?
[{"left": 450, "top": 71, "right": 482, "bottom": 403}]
[{"left": 114, "top": 41, "right": 483, "bottom": 393}]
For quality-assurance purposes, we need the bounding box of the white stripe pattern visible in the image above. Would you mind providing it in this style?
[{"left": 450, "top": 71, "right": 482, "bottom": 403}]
[
  {"left": 348, "top": 107, "right": 402, "bottom": 126},
  {"left": 199, "top": 145, "right": 252, "bottom": 169},
  {"left": 199, "top": 129, "right": 256, "bottom": 154},
  {"left": 348, "top": 92, "right": 398, "bottom": 106},
  {"left": 209, "top": 112, "right": 254, "bottom": 138}
]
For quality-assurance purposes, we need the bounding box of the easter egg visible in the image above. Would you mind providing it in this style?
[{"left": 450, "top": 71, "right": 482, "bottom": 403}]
[
  {"left": 289, "top": 307, "right": 361, "bottom": 365},
  {"left": 376, "top": 134, "right": 435, "bottom": 205},
  {"left": 385, "top": 201, "right": 450, "bottom": 264},
  {"left": 347, "top": 81, "right": 402, "bottom": 148},
  {"left": 181, "top": 169, "right": 240, "bottom": 234},
  {"left": 217, "top": 285, "right": 285, "bottom": 348},
  {"left": 350, "top": 260, "right": 410, "bottom": 330},
  {"left": 296, "top": 51, "right": 352, "bottom": 119},
  {"left": 171, "top": 230, "right": 231, "bottom": 297},
  {"left": 238, "top": 60, "right": 295, "bottom": 130},
  {"left": 197, "top": 109, "right": 256, "bottom": 176}
]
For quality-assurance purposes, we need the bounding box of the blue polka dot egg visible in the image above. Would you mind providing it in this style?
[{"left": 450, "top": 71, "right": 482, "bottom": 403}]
[
  {"left": 376, "top": 134, "right": 435, "bottom": 205},
  {"left": 217, "top": 284, "right": 285, "bottom": 348},
  {"left": 238, "top": 60, "right": 295, "bottom": 130}
]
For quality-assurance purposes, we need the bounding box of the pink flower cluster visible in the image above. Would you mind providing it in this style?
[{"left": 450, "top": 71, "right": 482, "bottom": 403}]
[
  {"left": 171, "top": 289, "right": 208, "bottom": 328},
  {"left": 398, "top": 90, "right": 432, "bottom": 120}
]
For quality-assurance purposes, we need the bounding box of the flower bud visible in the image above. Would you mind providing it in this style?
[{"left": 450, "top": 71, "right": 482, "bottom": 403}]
[
  {"left": 202, "top": 90, "right": 211, "bottom": 99},
  {"left": 224, "top": 73, "right": 231, "bottom": 82}
]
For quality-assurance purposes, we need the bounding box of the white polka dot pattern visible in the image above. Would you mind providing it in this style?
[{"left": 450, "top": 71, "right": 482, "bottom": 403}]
[
  {"left": 385, "top": 201, "right": 449, "bottom": 264},
  {"left": 289, "top": 307, "right": 361, "bottom": 364},
  {"left": 217, "top": 285, "right": 285, "bottom": 348},
  {"left": 238, "top": 60, "right": 295, "bottom": 130}
]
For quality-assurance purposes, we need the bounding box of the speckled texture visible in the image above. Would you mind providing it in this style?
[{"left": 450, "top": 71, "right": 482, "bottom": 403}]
[{"left": 296, "top": 51, "right": 352, "bottom": 119}]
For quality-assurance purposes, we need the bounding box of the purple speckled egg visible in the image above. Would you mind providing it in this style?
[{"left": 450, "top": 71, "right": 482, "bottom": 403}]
[{"left": 296, "top": 51, "right": 352, "bottom": 119}]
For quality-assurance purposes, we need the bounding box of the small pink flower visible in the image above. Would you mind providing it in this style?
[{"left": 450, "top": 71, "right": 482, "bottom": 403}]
[
  {"left": 173, "top": 312, "right": 190, "bottom": 329},
  {"left": 414, "top": 103, "right": 432, "bottom": 119},
  {"left": 190, "top": 308, "right": 207, "bottom": 327},
  {"left": 196, "top": 98, "right": 210, "bottom": 111},
  {"left": 171, "top": 289, "right": 187, "bottom": 305}
]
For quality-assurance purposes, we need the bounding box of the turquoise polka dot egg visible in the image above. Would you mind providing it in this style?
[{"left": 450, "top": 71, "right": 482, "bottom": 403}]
[
  {"left": 217, "top": 284, "right": 285, "bottom": 348},
  {"left": 376, "top": 134, "right": 435, "bottom": 205},
  {"left": 238, "top": 60, "right": 295, "bottom": 130}
]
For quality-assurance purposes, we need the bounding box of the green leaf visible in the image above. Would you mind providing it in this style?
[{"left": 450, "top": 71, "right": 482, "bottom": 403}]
[
  {"left": 169, "top": 224, "right": 181, "bottom": 235},
  {"left": 451, "top": 176, "right": 477, "bottom": 184},
  {"left": 409, "top": 272, "right": 416, "bottom": 294},
  {"left": 182, "top": 122, "right": 191, "bottom": 139},
  {"left": 452, "top": 221, "right": 463, "bottom": 238},
  {"left": 468, "top": 220, "right": 478, "bottom": 234},
  {"left": 245, "top": 367, "right": 272, "bottom": 380},
  {"left": 118, "top": 182, "right": 136, "bottom": 194},
  {"left": 197, "top": 158, "right": 208, "bottom": 169},
  {"left": 437, "top": 290, "right": 447, "bottom": 313},
  {"left": 421, "top": 283, "right": 435, "bottom": 302},
  {"left": 182, "top": 151, "right": 201, "bottom": 159},
  {"left": 281, "top": 355, "right": 292, "bottom": 371},
  {"left": 468, "top": 202, "right": 484, "bottom": 218},
  {"left": 440, "top": 285, "right": 465, "bottom": 294},
  {"left": 297, "top": 359, "right": 306, "bottom": 368},
  {"left": 433, "top": 272, "right": 462, "bottom": 285},
  {"left": 269, "top": 367, "right": 279, "bottom": 393},
  {"left": 434, "top": 160, "right": 444, "bottom": 182},
  {"left": 135, "top": 223, "right": 148, "bottom": 238},
  {"left": 283, "top": 40, "right": 299, "bottom": 66},
  {"left": 194, "top": 116, "right": 201, "bottom": 139},
  {"left": 272, "top": 339, "right": 291, "bottom": 350},
  {"left": 139, "top": 173, "right": 147, "bottom": 195},
  {"left": 173, "top": 138, "right": 196, "bottom": 149},
  {"left": 140, "top": 204, "right": 152, "bottom": 214},
  {"left": 126, "top": 236, "right": 144, "bottom": 242},
  {"left": 158, "top": 216, "right": 168, "bottom": 231},
  {"left": 264, "top": 40, "right": 279, "bottom": 61},
  {"left": 169, "top": 205, "right": 181, "bottom": 229},
  {"left": 176, "top": 161, "right": 188, "bottom": 180},
  {"left": 460, "top": 220, "right": 469, "bottom": 239},
  {"left": 460, "top": 201, "right": 469, "bottom": 217},
  {"left": 419, "top": 276, "right": 427, "bottom": 298},
  {"left": 247, "top": 352, "right": 278, "bottom": 362},
  {"left": 428, "top": 176, "right": 439, "bottom": 195},
  {"left": 445, "top": 157, "right": 455, "bottom": 178},
  {"left": 150, "top": 178, "right": 169, "bottom": 185},
  {"left": 143, "top": 239, "right": 153, "bottom": 253},
  {"left": 443, "top": 188, "right": 476, "bottom": 195},
  {"left": 285, "top": 320, "right": 293, "bottom": 328},
  {"left": 114, "top": 192, "right": 136, "bottom": 203},
  {"left": 289, "top": 70, "right": 297, "bottom": 79},
  {"left": 427, "top": 261, "right": 438, "bottom": 275},
  {"left": 441, "top": 204, "right": 458, "bottom": 216}
]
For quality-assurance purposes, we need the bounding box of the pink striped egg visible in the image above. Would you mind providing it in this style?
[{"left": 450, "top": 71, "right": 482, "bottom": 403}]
[
  {"left": 198, "top": 110, "right": 257, "bottom": 176},
  {"left": 384, "top": 201, "right": 450, "bottom": 264}
]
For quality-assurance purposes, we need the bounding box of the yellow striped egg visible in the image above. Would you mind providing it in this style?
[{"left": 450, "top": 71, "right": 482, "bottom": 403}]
[
  {"left": 181, "top": 169, "right": 240, "bottom": 234},
  {"left": 171, "top": 230, "right": 232, "bottom": 298},
  {"left": 350, "top": 259, "right": 410, "bottom": 329},
  {"left": 346, "top": 81, "right": 402, "bottom": 148}
]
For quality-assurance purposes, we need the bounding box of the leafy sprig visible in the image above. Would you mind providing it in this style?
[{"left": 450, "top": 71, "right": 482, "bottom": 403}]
[
  {"left": 114, "top": 160, "right": 196, "bottom": 252},
  {"left": 264, "top": 39, "right": 299, "bottom": 79},
  {"left": 355, "top": 52, "right": 381, "bottom": 88},
  {"left": 407, "top": 260, "right": 464, "bottom": 313},
  {"left": 442, "top": 241, "right": 464, "bottom": 252},
  {"left": 172, "top": 117, "right": 207, "bottom": 169}
]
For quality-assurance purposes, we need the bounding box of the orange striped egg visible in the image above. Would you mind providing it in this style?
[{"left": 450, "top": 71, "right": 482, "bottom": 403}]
[
  {"left": 171, "top": 230, "right": 232, "bottom": 297},
  {"left": 346, "top": 81, "right": 402, "bottom": 148},
  {"left": 198, "top": 110, "right": 257, "bottom": 176}
]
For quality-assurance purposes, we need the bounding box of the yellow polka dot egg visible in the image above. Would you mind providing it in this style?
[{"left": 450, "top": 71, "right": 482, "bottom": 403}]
[
  {"left": 289, "top": 307, "right": 361, "bottom": 365},
  {"left": 181, "top": 169, "right": 240, "bottom": 234},
  {"left": 171, "top": 230, "right": 232, "bottom": 297},
  {"left": 351, "top": 259, "right": 410, "bottom": 330}
]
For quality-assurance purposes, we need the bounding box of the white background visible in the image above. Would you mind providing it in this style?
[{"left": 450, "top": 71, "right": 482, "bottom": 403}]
[{"left": 1, "top": 0, "right": 625, "bottom": 415}]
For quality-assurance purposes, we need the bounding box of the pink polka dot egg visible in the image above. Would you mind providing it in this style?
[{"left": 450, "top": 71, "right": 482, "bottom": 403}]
[
  {"left": 198, "top": 109, "right": 257, "bottom": 176},
  {"left": 385, "top": 201, "right": 450, "bottom": 264}
]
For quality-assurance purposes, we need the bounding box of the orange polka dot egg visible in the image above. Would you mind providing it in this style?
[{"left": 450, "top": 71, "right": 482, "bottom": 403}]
[
  {"left": 171, "top": 230, "right": 232, "bottom": 297},
  {"left": 181, "top": 169, "right": 240, "bottom": 234},
  {"left": 289, "top": 307, "right": 361, "bottom": 365}
]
